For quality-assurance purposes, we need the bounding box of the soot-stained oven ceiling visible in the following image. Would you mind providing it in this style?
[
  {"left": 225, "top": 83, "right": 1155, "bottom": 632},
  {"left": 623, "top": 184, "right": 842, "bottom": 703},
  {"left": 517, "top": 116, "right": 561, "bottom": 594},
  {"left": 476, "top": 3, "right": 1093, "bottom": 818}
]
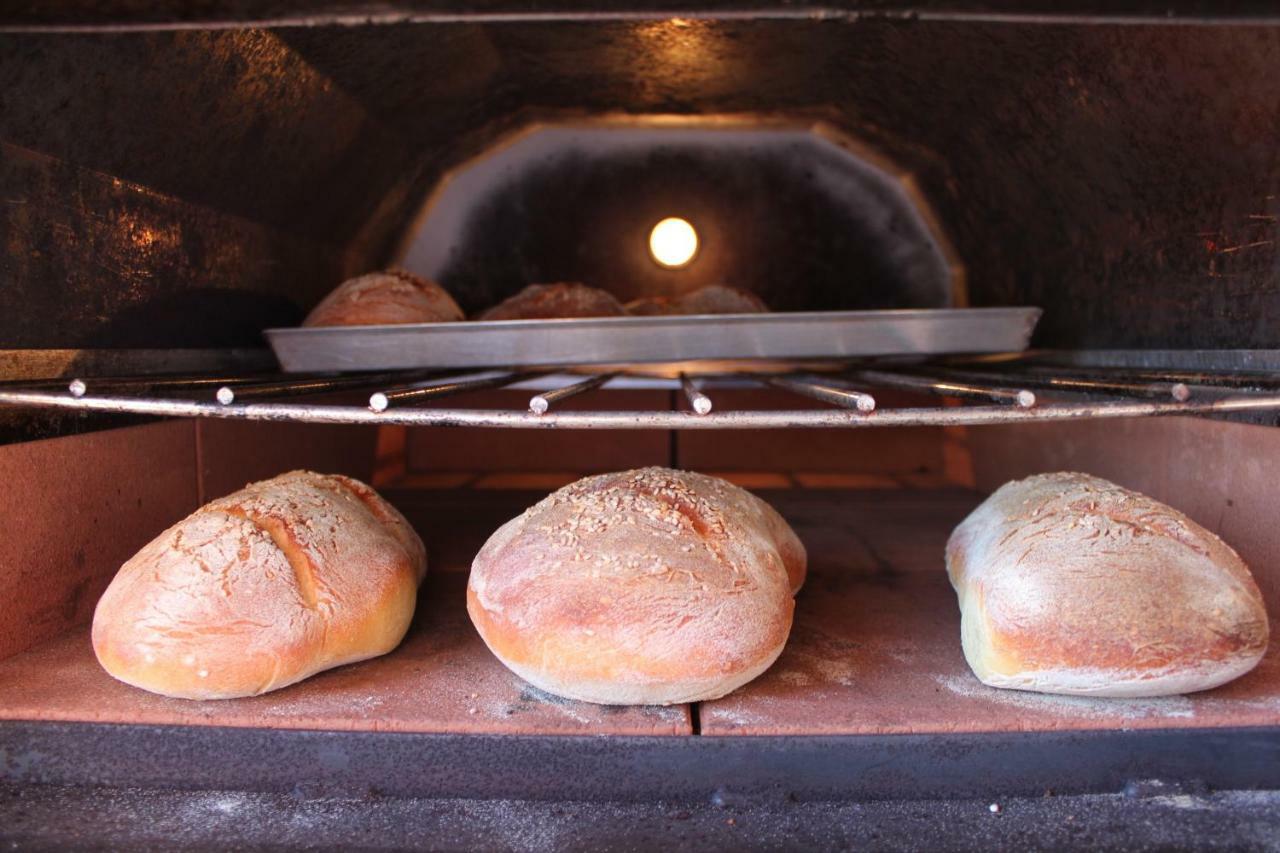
[{"left": 2, "top": 8, "right": 1279, "bottom": 349}]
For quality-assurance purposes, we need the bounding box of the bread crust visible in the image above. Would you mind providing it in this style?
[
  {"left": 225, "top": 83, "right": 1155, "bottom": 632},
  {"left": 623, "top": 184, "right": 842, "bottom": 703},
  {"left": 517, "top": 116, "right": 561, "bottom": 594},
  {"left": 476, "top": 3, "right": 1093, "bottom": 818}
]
[
  {"left": 946, "top": 472, "right": 1269, "bottom": 697},
  {"left": 626, "top": 285, "right": 768, "bottom": 316},
  {"left": 476, "top": 283, "right": 627, "bottom": 320},
  {"left": 467, "top": 467, "right": 805, "bottom": 705},
  {"left": 303, "top": 270, "right": 463, "bottom": 327},
  {"left": 92, "top": 471, "right": 425, "bottom": 699}
]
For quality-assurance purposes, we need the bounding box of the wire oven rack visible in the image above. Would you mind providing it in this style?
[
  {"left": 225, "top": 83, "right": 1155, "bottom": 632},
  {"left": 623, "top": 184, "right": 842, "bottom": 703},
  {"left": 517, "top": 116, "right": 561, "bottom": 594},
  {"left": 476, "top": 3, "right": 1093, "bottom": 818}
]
[{"left": 3, "top": 361, "right": 1280, "bottom": 428}]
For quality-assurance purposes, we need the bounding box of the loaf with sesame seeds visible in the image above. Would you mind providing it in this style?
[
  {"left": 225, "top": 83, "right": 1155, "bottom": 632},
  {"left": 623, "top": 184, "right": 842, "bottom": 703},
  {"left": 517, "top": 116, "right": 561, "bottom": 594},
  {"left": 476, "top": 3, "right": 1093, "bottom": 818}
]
[
  {"left": 91, "top": 471, "right": 426, "bottom": 700},
  {"left": 946, "top": 472, "right": 1268, "bottom": 697},
  {"left": 467, "top": 467, "right": 806, "bottom": 705}
]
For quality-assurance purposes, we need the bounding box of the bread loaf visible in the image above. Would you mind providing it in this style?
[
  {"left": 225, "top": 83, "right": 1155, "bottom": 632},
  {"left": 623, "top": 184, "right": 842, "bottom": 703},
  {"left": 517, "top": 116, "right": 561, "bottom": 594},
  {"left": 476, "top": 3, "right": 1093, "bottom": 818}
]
[
  {"left": 467, "top": 467, "right": 806, "bottom": 705},
  {"left": 476, "top": 283, "right": 627, "bottom": 320},
  {"left": 92, "top": 471, "right": 426, "bottom": 699},
  {"left": 303, "top": 270, "right": 463, "bottom": 327},
  {"left": 946, "top": 472, "right": 1268, "bottom": 697},
  {"left": 626, "top": 284, "right": 768, "bottom": 316}
]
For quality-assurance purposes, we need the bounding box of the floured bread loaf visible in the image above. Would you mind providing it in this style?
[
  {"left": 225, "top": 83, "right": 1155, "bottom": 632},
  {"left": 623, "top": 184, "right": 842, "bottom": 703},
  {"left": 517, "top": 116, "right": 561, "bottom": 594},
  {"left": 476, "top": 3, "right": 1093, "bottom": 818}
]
[
  {"left": 476, "top": 282, "right": 627, "bottom": 320},
  {"left": 467, "top": 467, "right": 806, "bottom": 705},
  {"left": 93, "top": 471, "right": 426, "bottom": 699},
  {"left": 947, "top": 472, "right": 1268, "bottom": 697},
  {"left": 303, "top": 270, "right": 463, "bottom": 326}
]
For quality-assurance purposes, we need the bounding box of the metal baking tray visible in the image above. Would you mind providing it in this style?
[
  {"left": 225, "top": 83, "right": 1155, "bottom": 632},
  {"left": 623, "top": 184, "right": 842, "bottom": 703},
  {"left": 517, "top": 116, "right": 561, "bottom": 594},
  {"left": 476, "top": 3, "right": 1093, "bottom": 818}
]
[{"left": 265, "top": 307, "right": 1042, "bottom": 372}]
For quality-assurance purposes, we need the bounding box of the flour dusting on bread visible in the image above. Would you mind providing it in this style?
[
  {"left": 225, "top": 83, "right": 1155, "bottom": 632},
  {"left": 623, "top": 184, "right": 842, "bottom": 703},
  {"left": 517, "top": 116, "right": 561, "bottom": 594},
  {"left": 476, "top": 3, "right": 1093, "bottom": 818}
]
[
  {"left": 946, "top": 472, "right": 1268, "bottom": 697},
  {"left": 468, "top": 467, "right": 805, "bottom": 705}
]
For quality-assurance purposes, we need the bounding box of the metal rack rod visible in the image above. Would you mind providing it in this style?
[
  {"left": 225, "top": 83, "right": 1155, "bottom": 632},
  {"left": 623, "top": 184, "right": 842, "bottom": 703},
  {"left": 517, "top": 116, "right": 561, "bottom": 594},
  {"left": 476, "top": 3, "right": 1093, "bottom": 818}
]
[
  {"left": 529, "top": 372, "right": 616, "bottom": 414},
  {"left": 854, "top": 369, "right": 1036, "bottom": 407},
  {"left": 370, "top": 370, "right": 534, "bottom": 412},
  {"left": 0, "top": 377, "right": 87, "bottom": 392},
  {"left": 679, "top": 373, "right": 713, "bottom": 415},
  {"left": 6, "top": 359, "right": 1280, "bottom": 431},
  {"left": 3, "top": 388, "right": 1279, "bottom": 428},
  {"left": 931, "top": 366, "right": 1192, "bottom": 402},
  {"left": 72, "top": 375, "right": 268, "bottom": 398},
  {"left": 0, "top": 374, "right": 262, "bottom": 394},
  {"left": 764, "top": 375, "right": 877, "bottom": 413},
  {"left": 1020, "top": 364, "right": 1280, "bottom": 389},
  {"left": 2, "top": 374, "right": 251, "bottom": 394},
  {"left": 216, "top": 369, "right": 447, "bottom": 406}
]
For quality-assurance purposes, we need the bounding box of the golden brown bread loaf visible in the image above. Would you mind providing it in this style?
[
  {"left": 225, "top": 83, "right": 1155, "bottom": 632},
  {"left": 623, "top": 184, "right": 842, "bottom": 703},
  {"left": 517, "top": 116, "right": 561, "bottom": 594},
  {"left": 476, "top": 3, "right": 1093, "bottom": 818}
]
[
  {"left": 946, "top": 472, "right": 1269, "bottom": 697},
  {"left": 467, "top": 467, "right": 806, "bottom": 705},
  {"left": 92, "top": 471, "right": 426, "bottom": 700},
  {"left": 476, "top": 282, "right": 628, "bottom": 320},
  {"left": 302, "top": 270, "right": 463, "bottom": 327},
  {"left": 626, "top": 285, "right": 768, "bottom": 316}
]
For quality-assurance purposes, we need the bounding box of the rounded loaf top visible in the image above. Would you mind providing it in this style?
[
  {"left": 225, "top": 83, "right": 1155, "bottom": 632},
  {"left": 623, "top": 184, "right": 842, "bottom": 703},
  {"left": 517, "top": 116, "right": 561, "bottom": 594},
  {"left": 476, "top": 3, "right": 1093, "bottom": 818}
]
[
  {"left": 475, "top": 282, "right": 628, "bottom": 320},
  {"left": 946, "top": 471, "right": 1269, "bottom": 697},
  {"left": 303, "top": 270, "right": 464, "bottom": 327},
  {"left": 92, "top": 470, "right": 425, "bottom": 700},
  {"left": 467, "top": 467, "right": 806, "bottom": 705}
]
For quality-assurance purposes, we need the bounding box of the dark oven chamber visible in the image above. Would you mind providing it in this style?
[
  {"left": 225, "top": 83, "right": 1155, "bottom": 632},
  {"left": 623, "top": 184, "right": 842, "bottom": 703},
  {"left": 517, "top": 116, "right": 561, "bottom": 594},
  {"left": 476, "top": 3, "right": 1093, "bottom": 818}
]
[{"left": 4, "top": 3, "right": 1280, "bottom": 850}]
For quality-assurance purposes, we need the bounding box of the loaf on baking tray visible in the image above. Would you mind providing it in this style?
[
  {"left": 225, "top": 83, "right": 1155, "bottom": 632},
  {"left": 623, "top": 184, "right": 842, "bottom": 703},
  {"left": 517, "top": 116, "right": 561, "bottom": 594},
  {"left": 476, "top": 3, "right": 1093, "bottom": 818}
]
[
  {"left": 476, "top": 282, "right": 628, "bottom": 320},
  {"left": 92, "top": 471, "right": 426, "bottom": 700},
  {"left": 303, "top": 270, "right": 463, "bottom": 327},
  {"left": 467, "top": 467, "right": 806, "bottom": 705},
  {"left": 946, "top": 472, "right": 1269, "bottom": 697},
  {"left": 626, "top": 284, "right": 769, "bottom": 316}
]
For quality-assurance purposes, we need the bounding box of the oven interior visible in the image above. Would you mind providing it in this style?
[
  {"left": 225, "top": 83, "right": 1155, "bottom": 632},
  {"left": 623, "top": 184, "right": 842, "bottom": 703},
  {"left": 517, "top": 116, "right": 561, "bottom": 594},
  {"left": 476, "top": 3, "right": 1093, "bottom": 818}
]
[{"left": 3, "top": 4, "right": 1280, "bottom": 846}]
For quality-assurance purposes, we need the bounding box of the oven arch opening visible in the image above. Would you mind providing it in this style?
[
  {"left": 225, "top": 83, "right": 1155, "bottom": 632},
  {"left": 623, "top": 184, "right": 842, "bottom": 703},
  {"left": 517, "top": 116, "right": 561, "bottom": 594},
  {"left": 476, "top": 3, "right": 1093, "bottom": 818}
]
[{"left": 395, "top": 115, "right": 966, "bottom": 317}]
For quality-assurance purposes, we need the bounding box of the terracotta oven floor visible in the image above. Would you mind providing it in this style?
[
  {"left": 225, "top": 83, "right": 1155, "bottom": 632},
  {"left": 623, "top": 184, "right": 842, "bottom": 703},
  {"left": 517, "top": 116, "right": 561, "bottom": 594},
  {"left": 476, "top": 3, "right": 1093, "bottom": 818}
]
[{"left": 1, "top": 488, "right": 1278, "bottom": 736}]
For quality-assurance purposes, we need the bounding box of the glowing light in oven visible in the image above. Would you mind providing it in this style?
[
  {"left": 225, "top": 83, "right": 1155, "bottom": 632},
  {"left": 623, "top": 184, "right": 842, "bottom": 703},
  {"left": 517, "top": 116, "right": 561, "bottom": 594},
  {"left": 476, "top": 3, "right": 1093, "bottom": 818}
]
[{"left": 649, "top": 217, "right": 699, "bottom": 268}]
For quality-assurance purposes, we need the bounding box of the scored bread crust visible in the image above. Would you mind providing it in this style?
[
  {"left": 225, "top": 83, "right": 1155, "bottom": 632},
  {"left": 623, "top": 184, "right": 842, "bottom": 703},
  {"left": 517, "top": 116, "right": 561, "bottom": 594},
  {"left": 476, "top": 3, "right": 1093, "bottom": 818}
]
[
  {"left": 946, "top": 472, "right": 1269, "bottom": 697},
  {"left": 302, "top": 270, "right": 464, "bottom": 327},
  {"left": 476, "top": 283, "right": 628, "bottom": 321},
  {"left": 92, "top": 470, "right": 426, "bottom": 700},
  {"left": 466, "top": 467, "right": 806, "bottom": 705}
]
